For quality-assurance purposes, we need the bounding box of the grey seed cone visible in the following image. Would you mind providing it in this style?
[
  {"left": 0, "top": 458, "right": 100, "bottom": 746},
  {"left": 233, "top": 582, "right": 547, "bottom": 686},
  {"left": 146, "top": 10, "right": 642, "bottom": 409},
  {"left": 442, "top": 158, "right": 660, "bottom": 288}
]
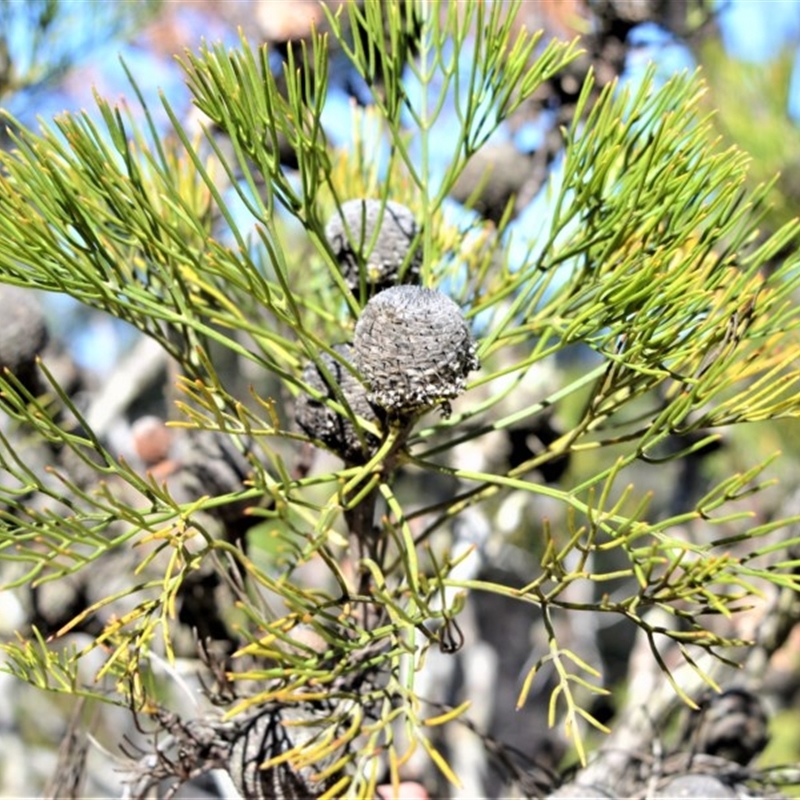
[
  {"left": 353, "top": 286, "right": 479, "bottom": 416},
  {"left": 325, "top": 199, "right": 422, "bottom": 294},
  {"left": 174, "top": 428, "right": 254, "bottom": 525},
  {"left": 0, "top": 285, "right": 48, "bottom": 389},
  {"left": 295, "top": 343, "right": 379, "bottom": 463},
  {"left": 229, "top": 705, "right": 326, "bottom": 799},
  {"left": 653, "top": 774, "right": 736, "bottom": 798},
  {"left": 450, "top": 141, "right": 531, "bottom": 224},
  {"left": 692, "top": 688, "right": 768, "bottom": 765}
]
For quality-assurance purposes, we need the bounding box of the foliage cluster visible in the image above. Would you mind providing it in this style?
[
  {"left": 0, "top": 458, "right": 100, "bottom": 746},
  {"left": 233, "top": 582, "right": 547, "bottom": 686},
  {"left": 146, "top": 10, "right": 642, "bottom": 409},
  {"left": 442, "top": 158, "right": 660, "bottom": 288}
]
[{"left": 0, "top": 1, "right": 799, "bottom": 795}]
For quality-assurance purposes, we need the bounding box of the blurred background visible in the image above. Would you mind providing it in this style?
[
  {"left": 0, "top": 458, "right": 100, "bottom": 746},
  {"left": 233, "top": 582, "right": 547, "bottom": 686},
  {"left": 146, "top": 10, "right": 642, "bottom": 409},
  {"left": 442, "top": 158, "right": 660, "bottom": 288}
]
[{"left": 3, "top": 0, "right": 800, "bottom": 796}]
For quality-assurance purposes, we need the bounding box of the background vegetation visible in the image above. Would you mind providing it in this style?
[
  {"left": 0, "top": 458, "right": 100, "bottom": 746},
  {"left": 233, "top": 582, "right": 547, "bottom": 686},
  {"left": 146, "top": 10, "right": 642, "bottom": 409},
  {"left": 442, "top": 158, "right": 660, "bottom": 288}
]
[{"left": 1, "top": 1, "right": 800, "bottom": 797}]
